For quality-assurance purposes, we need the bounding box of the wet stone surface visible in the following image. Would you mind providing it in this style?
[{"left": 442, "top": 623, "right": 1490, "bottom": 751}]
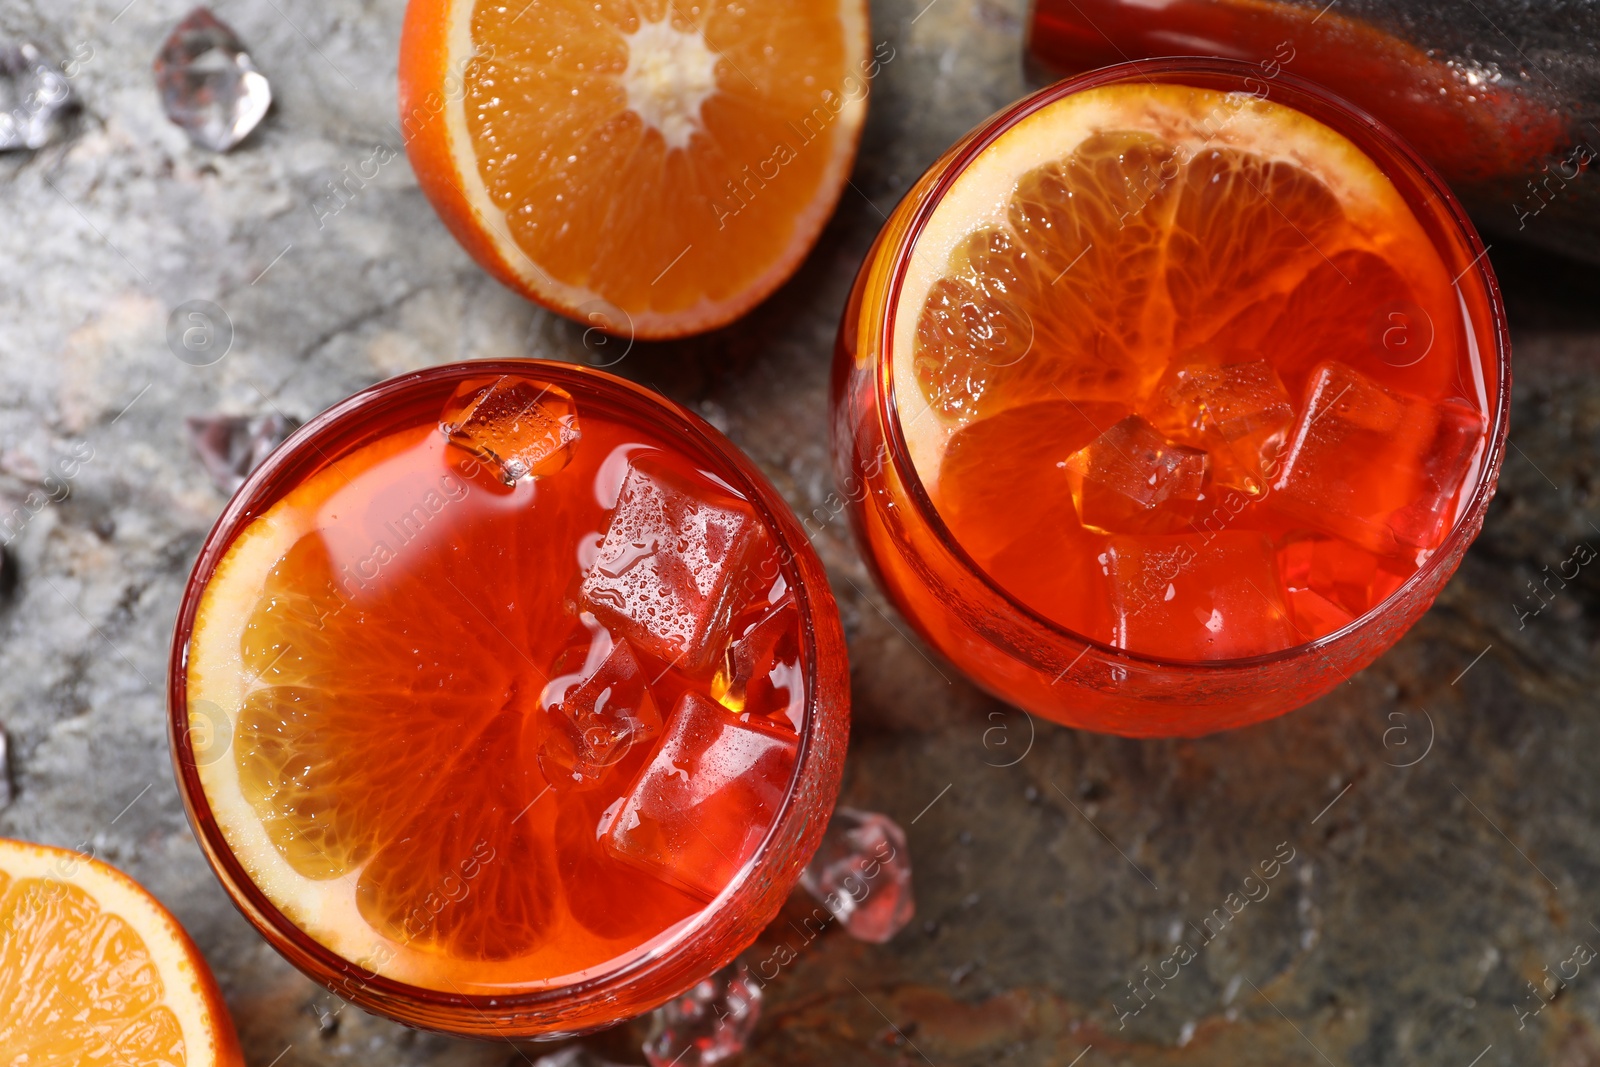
[{"left": 0, "top": 1, "right": 1596, "bottom": 1065}]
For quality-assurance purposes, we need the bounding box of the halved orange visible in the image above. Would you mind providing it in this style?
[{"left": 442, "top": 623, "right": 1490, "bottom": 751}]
[
  {"left": 400, "top": 0, "right": 871, "bottom": 339},
  {"left": 895, "top": 83, "right": 1460, "bottom": 497},
  {"left": 0, "top": 837, "right": 243, "bottom": 1066}
]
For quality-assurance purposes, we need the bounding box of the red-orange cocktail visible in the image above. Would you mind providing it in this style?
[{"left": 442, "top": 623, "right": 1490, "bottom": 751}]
[
  {"left": 169, "top": 360, "right": 849, "bottom": 1036},
  {"left": 832, "top": 60, "right": 1509, "bottom": 736}
]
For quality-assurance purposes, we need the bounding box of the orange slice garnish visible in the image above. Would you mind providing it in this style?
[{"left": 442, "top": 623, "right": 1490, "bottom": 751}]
[
  {"left": 400, "top": 0, "right": 870, "bottom": 338},
  {"left": 894, "top": 83, "right": 1459, "bottom": 495}
]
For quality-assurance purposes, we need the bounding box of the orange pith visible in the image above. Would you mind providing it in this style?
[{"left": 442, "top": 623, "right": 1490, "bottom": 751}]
[
  {"left": 897, "top": 84, "right": 1477, "bottom": 659},
  {"left": 0, "top": 838, "right": 242, "bottom": 1066},
  {"left": 400, "top": 0, "right": 870, "bottom": 338}
]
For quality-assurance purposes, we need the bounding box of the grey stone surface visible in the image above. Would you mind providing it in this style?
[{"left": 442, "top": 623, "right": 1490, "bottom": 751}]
[{"left": 0, "top": 1, "right": 1596, "bottom": 1065}]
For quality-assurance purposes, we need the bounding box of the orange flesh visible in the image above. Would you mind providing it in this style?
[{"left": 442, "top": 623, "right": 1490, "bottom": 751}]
[
  {"left": 463, "top": 0, "right": 861, "bottom": 321},
  {"left": 195, "top": 385, "right": 804, "bottom": 988},
  {"left": 920, "top": 109, "right": 1486, "bottom": 660},
  {"left": 0, "top": 874, "right": 184, "bottom": 1064}
]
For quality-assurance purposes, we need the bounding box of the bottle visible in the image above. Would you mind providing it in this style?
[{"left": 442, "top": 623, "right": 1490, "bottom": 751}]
[{"left": 1027, "top": 0, "right": 1600, "bottom": 262}]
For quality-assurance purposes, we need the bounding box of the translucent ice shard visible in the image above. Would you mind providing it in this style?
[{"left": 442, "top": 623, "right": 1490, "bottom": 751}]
[
  {"left": 153, "top": 8, "right": 272, "bottom": 152},
  {"left": 440, "top": 375, "right": 580, "bottom": 484},
  {"left": 800, "top": 807, "right": 914, "bottom": 943},
  {"left": 0, "top": 42, "right": 76, "bottom": 151},
  {"left": 643, "top": 961, "right": 762, "bottom": 1067},
  {"left": 185, "top": 413, "right": 299, "bottom": 495},
  {"left": 1064, "top": 415, "right": 1208, "bottom": 534},
  {"left": 604, "top": 691, "right": 795, "bottom": 901},
  {"left": 581, "top": 458, "right": 764, "bottom": 672}
]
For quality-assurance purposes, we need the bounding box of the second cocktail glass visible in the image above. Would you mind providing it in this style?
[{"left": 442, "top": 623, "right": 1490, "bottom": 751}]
[{"left": 832, "top": 59, "right": 1509, "bottom": 736}]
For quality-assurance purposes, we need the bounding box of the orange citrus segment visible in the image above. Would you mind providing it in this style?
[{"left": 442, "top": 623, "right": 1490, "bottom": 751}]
[
  {"left": 400, "top": 0, "right": 870, "bottom": 338},
  {"left": 893, "top": 83, "right": 1459, "bottom": 492},
  {"left": 188, "top": 429, "right": 580, "bottom": 984},
  {"left": 0, "top": 837, "right": 242, "bottom": 1067}
]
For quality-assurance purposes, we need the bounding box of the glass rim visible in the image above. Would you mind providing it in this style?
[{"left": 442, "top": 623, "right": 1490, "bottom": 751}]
[
  {"left": 166, "top": 357, "right": 838, "bottom": 1017},
  {"left": 874, "top": 56, "right": 1513, "bottom": 672}
]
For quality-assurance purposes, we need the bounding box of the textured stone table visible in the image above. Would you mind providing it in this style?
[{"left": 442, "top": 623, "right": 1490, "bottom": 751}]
[{"left": 1, "top": 1, "right": 1597, "bottom": 1065}]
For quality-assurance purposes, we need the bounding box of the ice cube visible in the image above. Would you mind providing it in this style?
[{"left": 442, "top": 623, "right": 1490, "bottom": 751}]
[
  {"left": 983, "top": 519, "right": 1113, "bottom": 643},
  {"left": 1284, "top": 587, "right": 1355, "bottom": 639},
  {"left": 581, "top": 459, "right": 765, "bottom": 673},
  {"left": 153, "top": 8, "right": 271, "bottom": 152},
  {"left": 1387, "top": 399, "right": 1486, "bottom": 550},
  {"left": 0, "top": 723, "right": 11, "bottom": 808},
  {"left": 440, "top": 375, "right": 580, "bottom": 484},
  {"left": 1144, "top": 360, "right": 1293, "bottom": 495},
  {"left": 539, "top": 637, "right": 662, "bottom": 789},
  {"left": 643, "top": 961, "right": 762, "bottom": 1067},
  {"left": 799, "top": 808, "right": 914, "bottom": 943},
  {"left": 1269, "top": 362, "right": 1482, "bottom": 557},
  {"left": 0, "top": 42, "right": 77, "bottom": 152},
  {"left": 1063, "top": 415, "right": 1208, "bottom": 534},
  {"left": 531, "top": 1049, "right": 632, "bottom": 1067},
  {"left": 1104, "top": 532, "right": 1293, "bottom": 659},
  {"left": 603, "top": 691, "right": 796, "bottom": 901},
  {"left": 554, "top": 788, "right": 702, "bottom": 941},
  {"left": 1277, "top": 534, "right": 1411, "bottom": 619},
  {"left": 713, "top": 595, "right": 802, "bottom": 731},
  {"left": 185, "top": 413, "right": 300, "bottom": 495}
]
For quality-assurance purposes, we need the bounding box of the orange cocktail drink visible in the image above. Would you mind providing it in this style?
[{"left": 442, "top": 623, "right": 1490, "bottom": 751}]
[
  {"left": 169, "top": 360, "right": 848, "bottom": 1036},
  {"left": 832, "top": 59, "right": 1508, "bottom": 736}
]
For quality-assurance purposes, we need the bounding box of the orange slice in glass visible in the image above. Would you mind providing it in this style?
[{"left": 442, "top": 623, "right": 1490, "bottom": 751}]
[
  {"left": 400, "top": 0, "right": 871, "bottom": 339},
  {"left": 894, "top": 83, "right": 1460, "bottom": 497},
  {"left": 0, "top": 836, "right": 243, "bottom": 1066}
]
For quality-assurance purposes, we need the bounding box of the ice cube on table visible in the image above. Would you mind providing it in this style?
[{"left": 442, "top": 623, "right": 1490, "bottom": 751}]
[
  {"left": 581, "top": 459, "right": 765, "bottom": 673},
  {"left": 799, "top": 808, "right": 914, "bottom": 943},
  {"left": 1063, "top": 415, "right": 1208, "bottom": 534},
  {"left": 1269, "top": 362, "right": 1482, "bottom": 556},
  {"left": 539, "top": 638, "right": 662, "bottom": 789},
  {"left": 603, "top": 691, "right": 796, "bottom": 901},
  {"left": 1143, "top": 360, "right": 1293, "bottom": 495},
  {"left": 1104, "top": 532, "right": 1293, "bottom": 659},
  {"left": 643, "top": 961, "right": 762, "bottom": 1067},
  {"left": 440, "top": 375, "right": 580, "bottom": 484},
  {"left": 185, "top": 412, "right": 299, "bottom": 495},
  {"left": 713, "top": 595, "right": 802, "bottom": 730}
]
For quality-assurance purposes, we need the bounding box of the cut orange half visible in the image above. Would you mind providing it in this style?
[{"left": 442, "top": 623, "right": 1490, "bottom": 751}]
[
  {"left": 400, "top": 0, "right": 872, "bottom": 339},
  {"left": 892, "top": 82, "right": 1459, "bottom": 498},
  {"left": 0, "top": 837, "right": 243, "bottom": 1066}
]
